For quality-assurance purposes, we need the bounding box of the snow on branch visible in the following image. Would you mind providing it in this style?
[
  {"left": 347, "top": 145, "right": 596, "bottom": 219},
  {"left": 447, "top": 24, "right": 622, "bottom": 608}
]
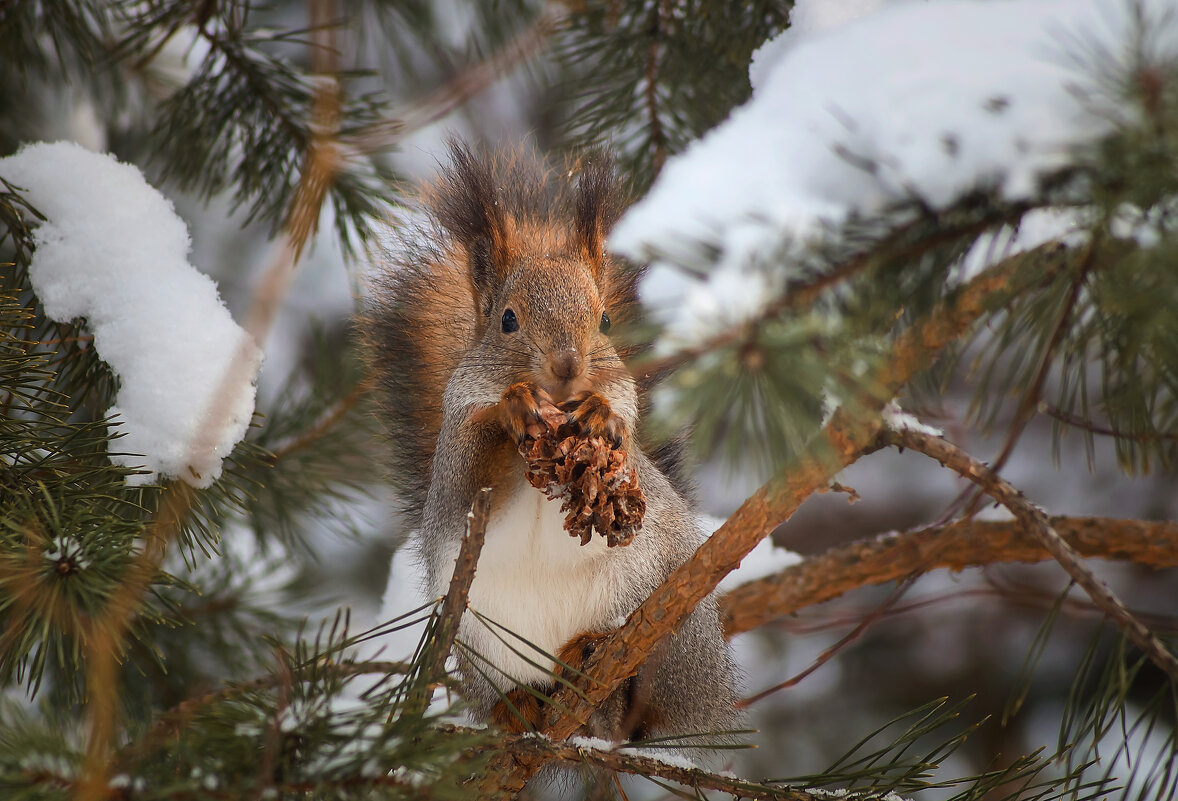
[
  {"left": 0, "top": 141, "right": 263, "bottom": 488},
  {"left": 611, "top": 0, "right": 1176, "bottom": 351}
]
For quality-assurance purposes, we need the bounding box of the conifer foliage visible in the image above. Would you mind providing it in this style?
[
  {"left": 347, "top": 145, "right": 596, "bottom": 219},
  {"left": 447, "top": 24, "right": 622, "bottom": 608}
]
[{"left": 1, "top": 1, "right": 1177, "bottom": 800}]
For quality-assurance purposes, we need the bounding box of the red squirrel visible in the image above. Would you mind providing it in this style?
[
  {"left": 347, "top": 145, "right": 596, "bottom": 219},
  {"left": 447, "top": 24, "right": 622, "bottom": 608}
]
[{"left": 363, "top": 140, "right": 739, "bottom": 743}]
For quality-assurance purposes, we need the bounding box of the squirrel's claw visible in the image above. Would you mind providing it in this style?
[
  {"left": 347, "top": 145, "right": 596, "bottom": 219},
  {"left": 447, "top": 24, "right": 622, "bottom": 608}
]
[
  {"left": 562, "top": 391, "right": 626, "bottom": 448},
  {"left": 500, "top": 382, "right": 555, "bottom": 443}
]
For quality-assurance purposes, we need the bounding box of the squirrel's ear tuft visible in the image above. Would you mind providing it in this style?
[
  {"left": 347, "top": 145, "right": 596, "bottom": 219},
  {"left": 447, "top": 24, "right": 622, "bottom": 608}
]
[
  {"left": 433, "top": 138, "right": 515, "bottom": 315},
  {"left": 574, "top": 152, "right": 620, "bottom": 280}
]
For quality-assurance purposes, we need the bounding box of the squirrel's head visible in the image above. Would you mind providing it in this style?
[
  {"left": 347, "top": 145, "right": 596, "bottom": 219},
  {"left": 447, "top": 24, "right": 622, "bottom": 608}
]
[{"left": 431, "top": 141, "right": 634, "bottom": 401}]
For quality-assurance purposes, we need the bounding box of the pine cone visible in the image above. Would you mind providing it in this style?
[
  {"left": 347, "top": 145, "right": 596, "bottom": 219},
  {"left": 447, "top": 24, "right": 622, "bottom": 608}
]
[{"left": 518, "top": 399, "right": 645, "bottom": 547}]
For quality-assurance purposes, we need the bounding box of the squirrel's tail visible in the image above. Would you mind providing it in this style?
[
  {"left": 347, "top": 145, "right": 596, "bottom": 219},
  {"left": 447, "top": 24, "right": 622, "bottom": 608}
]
[{"left": 361, "top": 215, "right": 476, "bottom": 526}]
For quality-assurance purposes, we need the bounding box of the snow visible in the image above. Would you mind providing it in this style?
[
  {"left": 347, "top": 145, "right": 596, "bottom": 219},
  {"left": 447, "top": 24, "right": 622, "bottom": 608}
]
[
  {"left": 568, "top": 736, "right": 703, "bottom": 771},
  {"left": 958, "top": 207, "right": 1089, "bottom": 283},
  {"left": 619, "top": 745, "right": 701, "bottom": 771},
  {"left": 701, "top": 515, "right": 803, "bottom": 591},
  {"left": 0, "top": 141, "right": 262, "bottom": 487},
  {"left": 880, "top": 400, "right": 943, "bottom": 438},
  {"left": 569, "top": 735, "right": 617, "bottom": 752},
  {"left": 612, "top": 0, "right": 1175, "bottom": 352}
]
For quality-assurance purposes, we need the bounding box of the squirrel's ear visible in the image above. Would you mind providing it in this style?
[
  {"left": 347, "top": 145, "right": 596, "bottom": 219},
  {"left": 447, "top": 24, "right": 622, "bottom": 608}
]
[
  {"left": 574, "top": 153, "right": 620, "bottom": 281},
  {"left": 433, "top": 139, "right": 515, "bottom": 315}
]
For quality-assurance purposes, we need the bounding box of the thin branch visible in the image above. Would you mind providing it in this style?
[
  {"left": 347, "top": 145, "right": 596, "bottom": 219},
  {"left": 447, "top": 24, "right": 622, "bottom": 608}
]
[
  {"left": 430, "top": 487, "right": 492, "bottom": 680},
  {"left": 738, "top": 575, "right": 918, "bottom": 708},
  {"left": 346, "top": 9, "right": 562, "bottom": 153},
  {"left": 883, "top": 427, "right": 1178, "bottom": 683},
  {"left": 267, "top": 378, "right": 372, "bottom": 462},
  {"left": 475, "top": 230, "right": 1077, "bottom": 796},
  {"left": 644, "top": 2, "right": 666, "bottom": 176},
  {"left": 405, "top": 487, "right": 492, "bottom": 719},
  {"left": 1040, "top": 401, "right": 1178, "bottom": 442},
  {"left": 960, "top": 239, "right": 1095, "bottom": 515},
  {"left": 720, "top": 516, "right": 1178, "bottom": 636},
  {"left": 763, "top": 584, "right": 1178, "bottom": 637}
]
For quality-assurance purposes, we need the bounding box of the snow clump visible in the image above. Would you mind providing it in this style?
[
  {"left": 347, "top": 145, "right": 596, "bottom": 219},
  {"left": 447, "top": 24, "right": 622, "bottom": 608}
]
[
  {"left": 612, "top": 0, "right": 1177, "bottom": 352},
  {"left": 0, "top": 141, "right": 262, "bottom": 487}
]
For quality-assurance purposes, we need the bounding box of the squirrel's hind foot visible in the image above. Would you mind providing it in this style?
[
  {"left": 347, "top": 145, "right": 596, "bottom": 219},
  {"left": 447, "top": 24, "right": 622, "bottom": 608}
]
[{"left": 489, "top": 687, "right": 547, "bottom": 734}]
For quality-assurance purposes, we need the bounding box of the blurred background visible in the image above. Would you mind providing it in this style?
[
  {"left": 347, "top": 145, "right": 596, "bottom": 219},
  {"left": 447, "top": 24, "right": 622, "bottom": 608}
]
[{"left": 2, "top": 1, "right": 1176, "bottom": 799}]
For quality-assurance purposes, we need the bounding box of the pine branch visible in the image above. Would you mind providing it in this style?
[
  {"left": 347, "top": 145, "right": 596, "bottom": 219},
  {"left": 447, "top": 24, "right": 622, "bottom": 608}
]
[
  {"left": 496, "top": 732, "right": 821, "bottom": 801},
  {"left": 881, "top": 426, "right": 1178, "bottom": 684},
  {"left": 475, "top": 219, "right": 1080, "bottom": 795},
  {"left": 959, "top": 237, "right": 1098, "bottom": 515},
  {"left": 266, "top": 378, "right": 371, "bottom": 463},
  {"left": 72, "top": 50, "right": 337, "bottom": 790},
  {"left": 632, "top": 201, "right": 1036, "bottom": 385},
  {"left": 720, "top": 516, "right": 1178, "bottom": 636},
  {"left": 403, "top": 487, "right": 492, "bottom": 720}
]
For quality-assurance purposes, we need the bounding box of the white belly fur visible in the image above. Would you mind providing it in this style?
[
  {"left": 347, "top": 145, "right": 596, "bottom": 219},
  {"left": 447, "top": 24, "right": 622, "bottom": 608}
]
[{"left": 461, "top": 483, "right": 616, "bottom": 690}]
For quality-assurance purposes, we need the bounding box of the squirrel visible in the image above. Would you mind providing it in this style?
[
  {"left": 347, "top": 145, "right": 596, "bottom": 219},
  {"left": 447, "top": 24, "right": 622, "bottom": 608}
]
[{"left": 362, "top": 140, "right": 740, "bottom": 744}]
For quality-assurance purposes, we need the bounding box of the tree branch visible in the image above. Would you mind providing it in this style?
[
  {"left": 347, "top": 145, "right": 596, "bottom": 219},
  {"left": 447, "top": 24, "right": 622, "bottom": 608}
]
[
  {"left": 406, "top": 487, "right": 492, "bottom": 719},
  {"left": 882, "top": 427, "right": 1178, "bottom": 683},
  {"left": 720, "top": 516, "right": 1178, "bottom": 636},
  {"left": 501, "top": 733, "right": 819, "bottom": 801},
  {"left": 346, "top": 9, "right": 562, "bottom": 153},
  {"left": 644, "top": 2, "right": 666, "bottom": 176},
  {"left": 632, "top": 205, "right": 1039, "bottom": 386}
]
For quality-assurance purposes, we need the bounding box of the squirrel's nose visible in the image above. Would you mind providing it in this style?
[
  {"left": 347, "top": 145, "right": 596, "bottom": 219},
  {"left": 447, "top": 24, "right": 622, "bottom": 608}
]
[{"left": 549, "top": 348, "right": 584, "bottom": 382}]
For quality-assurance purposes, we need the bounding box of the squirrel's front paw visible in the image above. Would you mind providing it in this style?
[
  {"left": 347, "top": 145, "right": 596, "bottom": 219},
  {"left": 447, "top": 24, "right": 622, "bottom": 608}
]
[
  {"left": 500, "top": 382, "right": 557, "bottom": 443},
  {"left": 560, "top": 391, "right": 627, "bottom": 448}
]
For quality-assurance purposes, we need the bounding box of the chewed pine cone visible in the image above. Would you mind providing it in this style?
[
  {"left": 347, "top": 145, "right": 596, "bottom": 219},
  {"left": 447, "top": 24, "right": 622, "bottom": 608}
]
[{"left": 518, "top": 400, "right": 645, "bottom": 547}]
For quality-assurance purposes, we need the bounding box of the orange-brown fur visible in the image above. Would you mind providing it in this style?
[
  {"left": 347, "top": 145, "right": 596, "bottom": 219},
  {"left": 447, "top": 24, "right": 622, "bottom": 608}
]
[
  {"left": 361, "top": 141, "right": 739, "bottom": 748},
  {"left": 362, "top": 142, "right": 637, "bottom": 528}
]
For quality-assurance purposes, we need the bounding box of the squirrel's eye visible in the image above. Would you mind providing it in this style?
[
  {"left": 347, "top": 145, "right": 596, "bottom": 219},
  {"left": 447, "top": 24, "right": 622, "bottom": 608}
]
[
  {"left": 501, "top": 308, "right": 519, "bottom": 334},
  {"left": 599, "top": 312, "right": 611, "bottom": 334}
]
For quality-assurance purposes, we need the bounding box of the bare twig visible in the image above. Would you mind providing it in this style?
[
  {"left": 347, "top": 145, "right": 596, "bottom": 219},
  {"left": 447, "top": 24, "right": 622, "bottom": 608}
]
[
  {"left": 405, "top": 487, "right": 492, "bottom": 719},
  {"left": 757, "top": 585, "right": 1178, "bottom": 637},
  {"left": 430, "top": 487, "right": 492, "bottom": 680},
  {"left": 719, "top": 516, "right": 1178, "bottom": 636},
  {"left": 959, "top": 240, "right": 1095, "bottom": 516},
  {"left": 1040, "top": 401, "right": 1178, "bottom": 442},
  {"left": 738, "top": 575, "right": 918, "bottom": 708},
  {"left": 346, "top": 9, "right": 562, "bottom": 153},
  {"left": 883, "top": 427, "right": 1178, "bottom": 683},
  {"left": 644, "top": 2, "right": 666, "bottom": 176},
  {"left": 267, "top": 378, "right": 372, "bottom": 462}
]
